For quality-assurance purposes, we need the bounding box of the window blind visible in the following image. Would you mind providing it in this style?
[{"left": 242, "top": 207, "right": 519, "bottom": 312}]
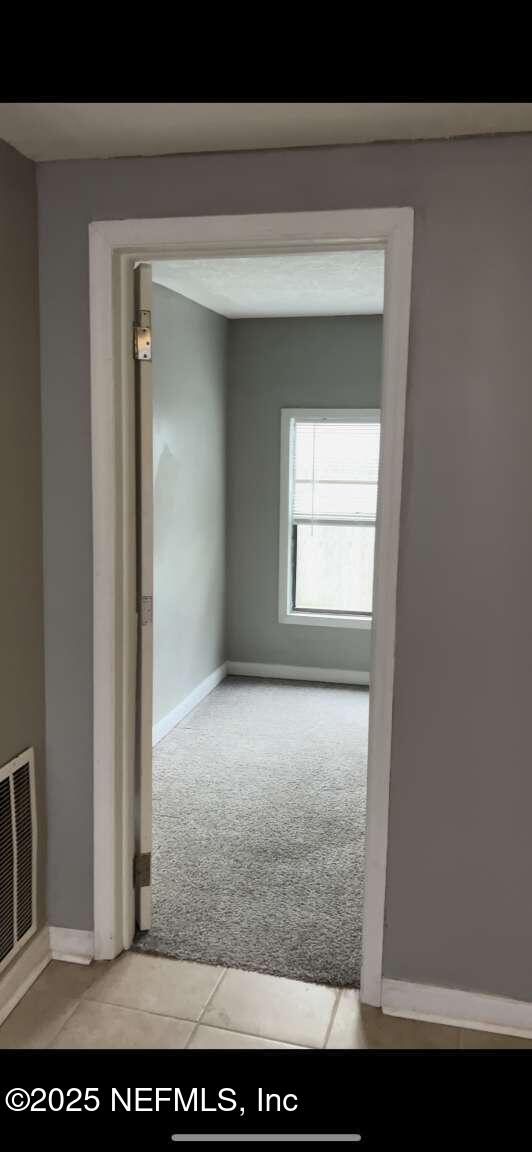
[{"left": 292, "top": 420, "right": 381, "bottom": 524}]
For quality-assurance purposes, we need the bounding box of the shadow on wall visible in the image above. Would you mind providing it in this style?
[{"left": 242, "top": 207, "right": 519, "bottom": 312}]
[{"left": 154, "top": 443, "right": 182, "bottom": 550}]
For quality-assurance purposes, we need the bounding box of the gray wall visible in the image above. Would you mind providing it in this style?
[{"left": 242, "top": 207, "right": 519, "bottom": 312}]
[
  {"left": 153, "top": 284, "right": 226, "bottom": 726},
  {"left": 226, "top": 316, "right": 382, "bottom": 672},
  {"left": 0, "top": 140, "right": 46, "bottom": 938},
  {"left": 36, "top": 135, "right": 532, "bottom": 1002}
]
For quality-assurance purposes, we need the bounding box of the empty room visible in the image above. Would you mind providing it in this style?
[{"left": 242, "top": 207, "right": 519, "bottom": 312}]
[{"left": 136, "top": 251, "right": 384, "bottom": 991}]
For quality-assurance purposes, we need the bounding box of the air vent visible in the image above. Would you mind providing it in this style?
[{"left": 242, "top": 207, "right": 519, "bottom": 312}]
[{"left": 0, "top": 748, "right": 37, "bottom": 973}]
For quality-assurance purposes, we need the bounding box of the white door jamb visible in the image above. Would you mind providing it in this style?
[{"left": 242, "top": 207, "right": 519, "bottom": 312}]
[{"left": 89, "top": 208, "right": 414, "bottom": 1005}]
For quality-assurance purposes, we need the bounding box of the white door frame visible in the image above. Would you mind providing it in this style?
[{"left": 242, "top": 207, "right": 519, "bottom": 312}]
[{"left": 89, "top": 208, "right": 414, "bottom": 1005}]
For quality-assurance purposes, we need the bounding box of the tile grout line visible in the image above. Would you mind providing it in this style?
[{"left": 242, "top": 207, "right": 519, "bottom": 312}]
[
  {"left": 185, "top": 968, "right": 229, "bottom": 1049},
  {"left": 82, "top": 991, "right": 220, "bottom": 1025},
  {"left": 44, "top": 997, "right": 85, "bottom": 1049},
  {"left": 54, "top": 994, "right": 256, "bottom": 1044},
  {"left": 44, "top": 997, "right": 308, "bottom": 1050},
  {"left": 186, "top": 1022, "right": 308, "bottom": 1048},
  {"left": 321, "top": 988, "right": 343, "bottom": 1049},
  {"left": 186, "top": 968, "right": 333, "bottom": 1049}
]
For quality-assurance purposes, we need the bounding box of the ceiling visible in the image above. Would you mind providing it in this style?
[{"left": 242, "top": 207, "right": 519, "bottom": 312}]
[
  {"left": 1, "top": 103, "right": 531, "bottom": 162},
  {"left": 151, "top": 250, "right": 385, "bottom": 318}
]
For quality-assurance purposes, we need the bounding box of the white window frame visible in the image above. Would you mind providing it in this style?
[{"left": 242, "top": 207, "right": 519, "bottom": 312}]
[{"left": 279, "top": 407, "right": 380, "bottom": 630}]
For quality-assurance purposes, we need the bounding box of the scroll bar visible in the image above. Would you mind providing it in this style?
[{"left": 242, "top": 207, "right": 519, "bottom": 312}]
[{"left": 171, "top": 1137, "right": 361, "bottom": 1143}]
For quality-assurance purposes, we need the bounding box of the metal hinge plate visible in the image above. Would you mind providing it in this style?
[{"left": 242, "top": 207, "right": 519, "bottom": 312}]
[
  {"left": 141, "top": 595, "right": 153, "bottom": 626},
  {"left": 134, "top": 310, "right": 152, "bottom": 360},
  {"left": 134, "top": 852, "right": 151, "bottom": 888}
]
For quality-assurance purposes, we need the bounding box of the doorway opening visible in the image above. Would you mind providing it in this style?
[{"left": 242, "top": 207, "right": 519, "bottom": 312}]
[
  {"left": 89, "top": 209, "right": 413, "bottom": 1007},
  {"left": 132, "top": 251, "right": 382, "bottom": 987}
]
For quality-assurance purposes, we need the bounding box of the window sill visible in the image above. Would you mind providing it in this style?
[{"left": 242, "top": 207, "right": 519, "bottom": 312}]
[{"left": 279, "top": 609, "right": 372, "bottom": 631}]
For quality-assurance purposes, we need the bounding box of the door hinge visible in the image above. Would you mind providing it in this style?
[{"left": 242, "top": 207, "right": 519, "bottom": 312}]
[
  {"left": 140, "top": 595, "right": 153, "bottom": 626},
  {"left": 134, "top": 852, "right": 151, "bottom": 888},
  {"left": 133, "top": 310, "right": 152, "bottom": 361}
]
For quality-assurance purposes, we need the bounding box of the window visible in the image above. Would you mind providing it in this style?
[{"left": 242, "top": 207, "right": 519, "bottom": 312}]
[{"left": 279, "top": 409, "right": 381, "bottom": 628}]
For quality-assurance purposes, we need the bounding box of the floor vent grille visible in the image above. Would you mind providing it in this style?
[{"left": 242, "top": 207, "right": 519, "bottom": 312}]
[{"left": 0, "top": 749, "right": 37, "bottom": 973}]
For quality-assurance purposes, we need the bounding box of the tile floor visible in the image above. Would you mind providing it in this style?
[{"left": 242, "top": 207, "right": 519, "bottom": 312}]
[{"left": 0, "top": 951, "right": 530, "bottom": 1049}]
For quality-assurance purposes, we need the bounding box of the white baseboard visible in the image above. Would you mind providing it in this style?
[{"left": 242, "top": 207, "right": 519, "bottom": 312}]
[
  {"left": 49, "top": 927, "right": 94, "bottom": 965},
  {"left": 226, "top": 661, "right": 369, "bottom": 686},
  {"left": 0, "top": 926, "right": 51, "bottom": 1027},
  {"left": 382, "top": 978, "right": 532, "bottom": 1040},
  {"left": 152, "top": 662, "right": 227, "bottom": 746},
  {"left": 152, "top": 660, "right": 366, "bottom": 742}
]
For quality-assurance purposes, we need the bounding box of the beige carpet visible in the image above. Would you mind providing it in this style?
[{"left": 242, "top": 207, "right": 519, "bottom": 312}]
[{"left": 133, "top": 676, "right": 368, "bottom": 986}]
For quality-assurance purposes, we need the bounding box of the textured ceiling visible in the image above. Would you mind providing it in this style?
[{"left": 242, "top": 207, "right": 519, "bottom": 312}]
[
  {"left": 0, "top": 103, "right": 531, "bottom": 161},
  {"left": 151, "top": 250, "right": 385, "bottom": 318}
]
